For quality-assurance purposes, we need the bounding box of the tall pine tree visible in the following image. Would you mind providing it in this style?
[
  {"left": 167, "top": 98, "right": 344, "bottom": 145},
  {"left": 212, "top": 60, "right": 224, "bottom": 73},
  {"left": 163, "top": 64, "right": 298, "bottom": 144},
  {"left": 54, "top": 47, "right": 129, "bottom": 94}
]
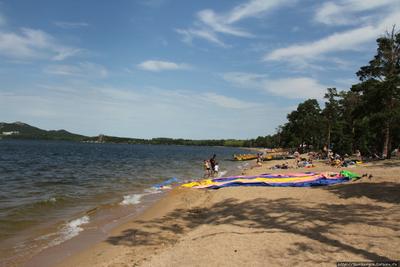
[{"left": 355, "top": 27, "right": 400, "bottom": 158}]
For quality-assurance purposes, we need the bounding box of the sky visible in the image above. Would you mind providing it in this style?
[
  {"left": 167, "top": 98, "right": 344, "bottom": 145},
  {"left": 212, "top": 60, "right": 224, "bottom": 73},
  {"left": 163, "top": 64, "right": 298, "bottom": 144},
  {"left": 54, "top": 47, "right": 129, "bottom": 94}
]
[{"left": 0, "top": 0, "right": 399, "bottom": 139}]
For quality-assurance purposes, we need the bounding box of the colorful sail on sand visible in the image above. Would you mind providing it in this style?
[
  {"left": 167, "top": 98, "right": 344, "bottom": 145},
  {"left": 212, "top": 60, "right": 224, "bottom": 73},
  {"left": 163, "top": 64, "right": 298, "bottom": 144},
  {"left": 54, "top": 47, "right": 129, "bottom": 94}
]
[{"left": 181, "top": 171, "right": 360, "bottom": 189}]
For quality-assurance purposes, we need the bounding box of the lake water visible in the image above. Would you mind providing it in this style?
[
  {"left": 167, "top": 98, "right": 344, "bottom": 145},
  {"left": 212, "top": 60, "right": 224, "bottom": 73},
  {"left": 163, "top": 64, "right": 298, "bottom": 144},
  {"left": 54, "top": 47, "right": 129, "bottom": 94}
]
[{"left": 0, "top": 140, "right": 249, "bottom": 265}]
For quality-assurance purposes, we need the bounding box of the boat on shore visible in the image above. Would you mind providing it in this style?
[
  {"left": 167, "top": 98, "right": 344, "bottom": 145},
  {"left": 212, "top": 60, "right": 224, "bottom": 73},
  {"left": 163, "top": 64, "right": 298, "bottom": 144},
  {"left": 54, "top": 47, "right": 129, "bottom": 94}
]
[
  {"left": 233, "top": 152, "right": 291, "bottom": 161},
  {"left": 233, "top": 154, "right": 258, "bottom": 161}
]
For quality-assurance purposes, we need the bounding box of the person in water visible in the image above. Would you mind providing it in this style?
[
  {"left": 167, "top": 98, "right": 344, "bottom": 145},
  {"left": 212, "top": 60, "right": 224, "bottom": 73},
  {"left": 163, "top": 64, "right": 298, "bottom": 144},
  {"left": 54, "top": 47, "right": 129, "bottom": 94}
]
[
  {"left": 214, "top": 162, "right": 219, "bottom": 176},
  {"left": 203, "top": 160, "right": 211, "bottom": 177},
  {"left": 210, "top": 154, "right": 216, "bottom": 176}
]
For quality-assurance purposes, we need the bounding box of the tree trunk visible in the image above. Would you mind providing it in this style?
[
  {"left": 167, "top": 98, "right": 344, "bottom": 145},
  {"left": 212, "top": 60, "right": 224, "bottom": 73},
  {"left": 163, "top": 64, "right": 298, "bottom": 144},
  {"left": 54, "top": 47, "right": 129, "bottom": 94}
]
[
  {"left": 387, "top": 134, "right": 392, "bottom": 159},
  {"left": 351, "top": 123, "right": 355, "bottom": 154},
  {"left": 300, "top": 137, "right": 304, "bottom": 154},
  {"left": 383, "top": 122, "right": 390, "bottom": 158},
  {"left": 327, "top": 123, "right": 331, "bottom": 152},
  {"left": 278, "top": 133, "right": 281, "bottom": 147}
]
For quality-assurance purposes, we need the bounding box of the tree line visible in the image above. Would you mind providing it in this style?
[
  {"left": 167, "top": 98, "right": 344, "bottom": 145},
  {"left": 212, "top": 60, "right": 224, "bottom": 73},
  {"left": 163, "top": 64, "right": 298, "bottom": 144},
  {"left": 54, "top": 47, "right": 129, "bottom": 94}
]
[{"left": 250, "top": 28, "right": 400, "bottom": 158}]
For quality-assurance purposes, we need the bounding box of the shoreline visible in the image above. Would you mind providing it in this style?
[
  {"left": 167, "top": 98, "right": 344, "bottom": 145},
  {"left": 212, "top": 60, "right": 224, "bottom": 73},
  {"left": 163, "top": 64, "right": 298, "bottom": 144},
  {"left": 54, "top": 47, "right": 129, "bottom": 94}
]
[
  {"left": 15, "top": 158, "right": 400, "bottom": 266},
  {"left": 22, "top": 191, "right": 168, "bottom": 267},
  {"left": 7, "top": 157, "right": 246, "bottom": 267},
  {"left": 1, "top": 189, "right": 168, "bottom": 267},
  {"left": 0, "top": 142, "right": 251, "bottom": 267}
]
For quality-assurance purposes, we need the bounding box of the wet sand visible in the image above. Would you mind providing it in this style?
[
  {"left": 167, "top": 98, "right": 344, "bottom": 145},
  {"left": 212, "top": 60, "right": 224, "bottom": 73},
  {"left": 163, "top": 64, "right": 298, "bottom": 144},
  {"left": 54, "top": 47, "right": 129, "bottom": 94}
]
[{"left": 35, "top": 158, "right": 400, "bottom": 266}]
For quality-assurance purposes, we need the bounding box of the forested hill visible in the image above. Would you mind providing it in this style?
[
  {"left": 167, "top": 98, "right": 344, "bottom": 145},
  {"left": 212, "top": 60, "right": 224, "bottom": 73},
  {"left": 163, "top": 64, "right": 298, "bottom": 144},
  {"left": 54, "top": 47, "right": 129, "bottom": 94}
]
[
  {"left": 0, "top": 122, "right": 86, "bottom": 141},
  {"left": 0, "top": 122, "right": 252, "bottom": 147}
]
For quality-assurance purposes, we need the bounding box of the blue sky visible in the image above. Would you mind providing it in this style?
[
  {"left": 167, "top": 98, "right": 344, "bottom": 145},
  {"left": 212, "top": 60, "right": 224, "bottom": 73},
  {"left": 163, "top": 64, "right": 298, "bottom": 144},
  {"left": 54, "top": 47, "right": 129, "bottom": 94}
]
[{"left": 0, "top": 0, "right": 399, "bottom": 139}]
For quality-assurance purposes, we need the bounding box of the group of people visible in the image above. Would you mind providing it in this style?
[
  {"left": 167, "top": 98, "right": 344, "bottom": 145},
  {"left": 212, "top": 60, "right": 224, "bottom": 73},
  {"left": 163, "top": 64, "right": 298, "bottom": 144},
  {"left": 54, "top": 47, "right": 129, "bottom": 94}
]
[
  {"left": 327, "top": 150, "right": 363, "bottom": 168},
  {"left": 203, "top": 154, "right": 219, "bottom": 177},
  {"left": 293, "top": 151, "right": 314, "bottom": 168},
  {"left": 291, "top": 148, "right": 369, "bottom": 168},
  {"left": 270, "top": 162, "right": 289, "bottom": 170}
]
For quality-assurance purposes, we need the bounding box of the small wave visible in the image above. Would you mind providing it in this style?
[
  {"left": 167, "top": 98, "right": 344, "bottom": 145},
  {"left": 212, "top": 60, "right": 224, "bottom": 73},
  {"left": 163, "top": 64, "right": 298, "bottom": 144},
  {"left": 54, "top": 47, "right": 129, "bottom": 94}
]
[
  {"left": 237, "top": 162, "right": 249, "bottom": 169},
  {"left": 121, "top": 178, "right": 179, "bottom": 205},
  {"left": 33, "top": 197, "right": 58, "bottom": 206},
  {"left": 60, "top": 216, "right": 89, "bottom": 241},
  {"left": 120, "top": 194, "right": 143, "bottom": 205},
  {"left": 218, "top": 170, "right": 228, "bottom": 178},
  {"left": 143, "top": 188, "right": 162, "bottom": 194},
  {"left": 47, "top": 215, "right": 90, "bottom": 247},
  {"left": 47, "top": 197, "right": 57, "bottom": 203}
]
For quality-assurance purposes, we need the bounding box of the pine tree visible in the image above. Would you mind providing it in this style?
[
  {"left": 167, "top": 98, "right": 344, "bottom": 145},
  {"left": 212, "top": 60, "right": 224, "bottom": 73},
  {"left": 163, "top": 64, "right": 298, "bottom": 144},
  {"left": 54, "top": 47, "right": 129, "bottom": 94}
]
[{"left": 355, "top": 27, "right": 400, "bottom": 158}]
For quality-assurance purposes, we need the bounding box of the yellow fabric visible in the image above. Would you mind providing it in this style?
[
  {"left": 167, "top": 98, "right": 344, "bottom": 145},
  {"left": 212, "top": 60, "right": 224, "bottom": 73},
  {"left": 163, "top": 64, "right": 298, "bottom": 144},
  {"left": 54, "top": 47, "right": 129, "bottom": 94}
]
[
  {"left": 253, "top": 176, "right": 316, "bottom": 183},
  {"left": 181, "top": 175, "right": 324, "bottom": 188},
  {"left": 181, "top": 179, "right": 214, "bottom": 188}
]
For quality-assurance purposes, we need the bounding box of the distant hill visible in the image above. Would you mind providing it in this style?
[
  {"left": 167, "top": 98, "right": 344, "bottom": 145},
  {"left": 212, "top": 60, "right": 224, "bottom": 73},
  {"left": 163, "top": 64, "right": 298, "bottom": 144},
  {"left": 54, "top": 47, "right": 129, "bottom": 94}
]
[
  {"left": 0, "top": 122, "right": 87, "bottom": 141},
  {"left": 0, "top": 121, "right": 253, "bottom": 147}
]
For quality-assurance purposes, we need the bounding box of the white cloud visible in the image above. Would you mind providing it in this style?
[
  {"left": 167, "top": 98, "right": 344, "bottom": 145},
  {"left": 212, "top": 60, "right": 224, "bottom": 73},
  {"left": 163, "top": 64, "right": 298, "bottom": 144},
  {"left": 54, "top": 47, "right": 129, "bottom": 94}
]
[
  {"left": 0, "top": 27, "right": 80, "bottom": 61},
  {"left": 264, "top": 10, "right": 400, "bottom": 63},
  {"left": 122, "top": 88, "right": 257, "bottom": 110},
  {"left": 263, "top": 77, "right": 327, "bottom": 99},
  {"left": 175, "top": 28, "right": 227, "bottom": 47},
  {"left": 137, "top": 60, "right": 191, "bottom": 72},
  {"left": 223, "top": 72, "right": 327, "bottom": 100},
  {"left": 221, "top": 72, "right": 266, "bottom": 89},
  {"left": 52, "top": 48, "right": 81, "bottom": 61},
  {"left": 197, "top": 9, "right": 252, "bottom": 37},
  {"left": 226, "top": 0, "right": 292, "bottom": 23},
  {"left": 177, "top": 0, "right": 294, "bottom": 46},
  {"left": 265, "top": 25, "right": 377, "bottom": 61},
  {"left": 54, "top": 21, "right": 89, "bottom": 29},
  {"left": 315, "top": 0, "right": 399, "bottom": 26},
  {"left": 44, "top": 62, "right": 108, "bottom": 78},
  {"left": 202, "top": 92, "right": 259, "bottom": 109}
]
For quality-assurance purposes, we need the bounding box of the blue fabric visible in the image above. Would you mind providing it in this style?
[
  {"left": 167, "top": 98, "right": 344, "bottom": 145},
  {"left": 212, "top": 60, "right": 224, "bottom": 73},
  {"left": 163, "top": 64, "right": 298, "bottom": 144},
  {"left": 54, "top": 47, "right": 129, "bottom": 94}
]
[
  {"left": 153, "top": 177, "right": 179, "bottom": 189},
  {"left": 206, "top": 177, "right": 350, "bottom": 189},
  {"left": 212, "top": 173, "right": 318, "bottom": 182}
]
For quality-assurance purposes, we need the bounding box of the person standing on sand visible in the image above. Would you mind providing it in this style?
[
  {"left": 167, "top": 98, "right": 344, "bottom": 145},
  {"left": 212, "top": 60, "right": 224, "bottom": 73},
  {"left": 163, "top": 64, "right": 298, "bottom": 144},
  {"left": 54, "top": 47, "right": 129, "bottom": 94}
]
[
  {"left": 210, "top": 154, "right": 216, "bottom": 176},
  {"left": 355, "top": 150, "right": 362, "bottom": 161},
  {"left": 256, "top": 153, "right": 262, "bottom": 166}
]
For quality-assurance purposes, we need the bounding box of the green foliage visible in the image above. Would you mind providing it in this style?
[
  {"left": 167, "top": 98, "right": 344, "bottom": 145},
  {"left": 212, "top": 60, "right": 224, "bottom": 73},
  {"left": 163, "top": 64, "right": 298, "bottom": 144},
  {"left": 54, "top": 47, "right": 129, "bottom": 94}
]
[
  {"left": 353, "top": 27, "right": 400, "bottom": 157},
  {"left": 223, "top": 139, "right": 246, "bottom": 147},
  {"left": 0, "top": 122, "right": 246, "bottom": 147},
  {"left": 254, "top": 28, "right": 400, "bottom": 156},
  {"left": 0, "top": 122, "right": 85, "bottom": 141}
]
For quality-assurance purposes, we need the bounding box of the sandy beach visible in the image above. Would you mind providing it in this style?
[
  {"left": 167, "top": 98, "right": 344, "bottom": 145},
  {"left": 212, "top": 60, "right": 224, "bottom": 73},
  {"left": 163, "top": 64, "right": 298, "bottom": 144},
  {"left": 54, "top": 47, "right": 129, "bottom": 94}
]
[
  {"left": 2, "top": 1, "right": 400, "bottom": 266},
  {"left": 29, "top": 158, "right": 399, "bottom": 267}
]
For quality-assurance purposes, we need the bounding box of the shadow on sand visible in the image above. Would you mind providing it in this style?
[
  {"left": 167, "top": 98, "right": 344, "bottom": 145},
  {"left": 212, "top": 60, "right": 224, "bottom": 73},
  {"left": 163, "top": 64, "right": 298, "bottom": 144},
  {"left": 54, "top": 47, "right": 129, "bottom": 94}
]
[
  {"left": 106, "top": 197, "right": 399, "bottom": 262},
  {"left": 365, "top": 160, "right": 400, "bottom": 168},
  {"left": 325, "top": 182, "right": 400, "bottom": 204}
]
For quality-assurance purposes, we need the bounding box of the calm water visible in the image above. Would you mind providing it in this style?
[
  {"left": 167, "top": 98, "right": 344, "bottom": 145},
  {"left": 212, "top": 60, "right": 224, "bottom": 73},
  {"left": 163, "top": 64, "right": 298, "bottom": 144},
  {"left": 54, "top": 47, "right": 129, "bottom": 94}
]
[{"left": 0, "top": 140, "right": 248, "bottom": 262}]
